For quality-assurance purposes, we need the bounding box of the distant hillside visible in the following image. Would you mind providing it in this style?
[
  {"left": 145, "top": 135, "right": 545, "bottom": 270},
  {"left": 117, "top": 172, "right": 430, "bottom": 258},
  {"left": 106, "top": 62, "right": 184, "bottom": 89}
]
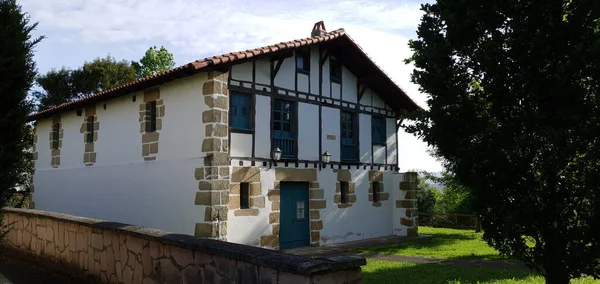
[{"left": 423, "top": 171, "right": 444, "bottom": 192}]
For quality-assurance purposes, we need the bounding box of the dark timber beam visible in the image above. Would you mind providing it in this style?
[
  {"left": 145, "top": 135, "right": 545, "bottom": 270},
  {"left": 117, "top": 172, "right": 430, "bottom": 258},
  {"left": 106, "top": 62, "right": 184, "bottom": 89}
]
[
  {"left": 271, "top": 59, "right": 284, "bottom": 81},
  {"left": 358, "top": 84, "right": 368, "bottom": 102},
  {"left": 320, "top": 52, "right": 330, "bottom": 67}
]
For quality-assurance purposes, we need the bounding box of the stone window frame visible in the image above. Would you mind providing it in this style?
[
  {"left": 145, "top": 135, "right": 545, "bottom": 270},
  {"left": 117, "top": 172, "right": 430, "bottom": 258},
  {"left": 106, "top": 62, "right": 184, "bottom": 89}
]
[
  {"left": 229, "top": 167, "right": 264, "bottom": 217},
  {"left": 80, "top": 106, "right": 98, "bottom": 166},
  {"left": 368, "top": 171, "right": 390, "bottom": 207},
  {"left": 334, "top": 170, "right": 356, "bottom": 209},
  {"left": 261, "top": 168, "right": 323, "bottom": 248},
  {"left": 49, "top": 115, "right": 62, "bottom": 168},
  {"left": 139, "top": 88, "right": 164, "bottom": 161}
]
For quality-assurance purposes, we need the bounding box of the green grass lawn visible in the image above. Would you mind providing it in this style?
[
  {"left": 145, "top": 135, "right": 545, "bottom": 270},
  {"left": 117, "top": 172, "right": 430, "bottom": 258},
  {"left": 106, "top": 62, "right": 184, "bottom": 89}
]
[
  {"left": 362, "top": 259, "right": 599, "bottom": 284},
  {"left": 357, "top": 226, "right": 509, "bottom": 261}
]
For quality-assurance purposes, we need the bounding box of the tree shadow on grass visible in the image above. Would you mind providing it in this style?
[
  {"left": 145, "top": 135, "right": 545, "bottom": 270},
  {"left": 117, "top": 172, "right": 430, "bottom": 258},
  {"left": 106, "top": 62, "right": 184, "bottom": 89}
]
[{"left": 362, "top": 259, "right": 536, "bottom": 284}]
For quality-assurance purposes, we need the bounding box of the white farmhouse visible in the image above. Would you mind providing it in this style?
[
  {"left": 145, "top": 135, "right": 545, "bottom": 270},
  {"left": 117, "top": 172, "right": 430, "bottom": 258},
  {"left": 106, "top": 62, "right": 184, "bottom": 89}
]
[{"left": 29, "top": 22, "right": 420, "bottom": 249}]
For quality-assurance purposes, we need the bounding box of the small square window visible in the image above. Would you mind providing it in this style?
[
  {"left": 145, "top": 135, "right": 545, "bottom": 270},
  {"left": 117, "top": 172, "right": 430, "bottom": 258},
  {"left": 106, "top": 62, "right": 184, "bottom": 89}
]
[
  {"left": 340, "top": 182, "right": 348, "bottom": 204},
  {"left": 330, "top": 59, "right": 342, "bottom": 82},
  {"left": 373, "top": 182, "right": 381, "bottom": 203},
  {"left": 240, "top": 183, "right": 250, "bottom": 209},
  {"left": 296, "top": 49, "right": 310, "bottom": 73}
]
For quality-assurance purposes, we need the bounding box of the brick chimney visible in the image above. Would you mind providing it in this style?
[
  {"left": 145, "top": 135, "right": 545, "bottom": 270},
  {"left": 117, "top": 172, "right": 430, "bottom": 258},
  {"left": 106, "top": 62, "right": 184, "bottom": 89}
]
[{"left": 311, "top": 21, "right": 327, "bottom": 37}]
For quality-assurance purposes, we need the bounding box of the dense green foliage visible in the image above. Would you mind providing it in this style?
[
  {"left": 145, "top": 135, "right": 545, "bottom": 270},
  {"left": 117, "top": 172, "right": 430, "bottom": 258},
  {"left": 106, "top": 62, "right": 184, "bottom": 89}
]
[
  {"left": 34, "top": 56, "right": 137, "bottom": 110},
  {"left": 405, "top": 0, "right": 600, "bottom": 282},
  {"left": 0, "top": 0, "right": 40, "bottom": 233},
  {"left": 427, "top": 171, "right": 473, "bottom": 214},
  {"left": 416, "top": 173, "right": 440, "bottom": 213},
  {"left": 132, "top": 46, "right": 175, "bottom": 78}
]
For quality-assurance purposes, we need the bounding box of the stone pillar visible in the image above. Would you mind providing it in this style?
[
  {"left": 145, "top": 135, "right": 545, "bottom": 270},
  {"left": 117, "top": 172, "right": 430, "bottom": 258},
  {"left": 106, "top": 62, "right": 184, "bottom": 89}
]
[
  {"left": 396, "top": 172, "right": 418, "bottom": 236},
  {"left": 195, "top": 71, "right": 230, "bottom": 240}
]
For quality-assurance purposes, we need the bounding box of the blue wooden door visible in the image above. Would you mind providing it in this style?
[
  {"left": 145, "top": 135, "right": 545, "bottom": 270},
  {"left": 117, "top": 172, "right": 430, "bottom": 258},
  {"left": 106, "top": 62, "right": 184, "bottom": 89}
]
[{"left": 280, "top": 182, "right": 310, "bottom": 249}]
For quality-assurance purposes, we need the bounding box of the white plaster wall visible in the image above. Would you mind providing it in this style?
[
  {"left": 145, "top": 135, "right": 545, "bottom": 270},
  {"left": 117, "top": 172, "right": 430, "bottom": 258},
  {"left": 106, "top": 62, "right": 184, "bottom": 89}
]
[
  {"left": 321, "top": 107, "right": 340, "bottom": 162},
  {"left": 33, "top": 72, "right": 209, "bottom": 235},
  {"left": 393, "top": 172, "right": 406, "bottom": 236},
  {"left": 33, "top": 157, "right": 203, "bottom": 235},
  {"left": 372, "top": 92, "right": 385, "bottom": 108},
  {"left": 359, "top": 88, "right": 372, "bottom": 106},
  {"left": 254, "top": 95, "right": 271, "bottom": 158},
  {"left": 331, "top": 83, "right": 341, "bottom": 100},
  {"left": 298, "top": 74, "right": 309, "bottom": 93},
  {"left": 94, "top": 93, "right": 142, "bottom": 166},
  {"left": 310, "top": 46, "right": 319, "bottom": 95},
  {"left": 155, "top": 74, "right": 208, "bottom": 160},
  {"left": 359, "top": 114, "right": 372, "bottom": 163},
  {"left": 231, "top": 62, "right": 253, "bottom": 83},
  {"left": 228, "top": 168, "right": 274, "bottom": 246},
  {"left": 273, "top": 57, "right": 294, "bottom": 90},
  {"left": 386, "top": 118, "right": 398, "bottom": 164},
  {"left": 342, "top": 66, "right": 357, "bottom": 103},
  {"left": 231, "top": 133, "right": 252, "bottom": 157},
  {"left": 35, "top": 119, "right": 52, "bottom": 169},
  {"left": 297, "top": 103, "right": 319, "bottom": 161},
  {"left": 256, "top": 59, "right": 270, "bottom": 86},
  {"left": 318, "top": 169, "right": 394, "bottom": 244},
  {"left": 373, "top": 145, "right": 386, "bottom": 164},
  {"left": 55, "top": 110, "right": 83, "bottom": 169}
]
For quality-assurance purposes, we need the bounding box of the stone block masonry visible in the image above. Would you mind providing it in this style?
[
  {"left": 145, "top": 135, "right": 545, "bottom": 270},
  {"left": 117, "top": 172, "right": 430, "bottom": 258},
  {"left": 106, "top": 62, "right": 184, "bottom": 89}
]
[
  {"left": 195, "top": 71, "right": 231, "bottom": 240},
  {"left": 2, "top": 208, "right": 365, "bottom": 284},
  {"left": 49, "top": 115, "right": 63, "bottom": 168},
  {"left": 396, "top": 172, "right": 419, "bottom": 236},
  {"left": 139, "top": 88, "right": 164, "bottom": 162},
  {"left": 79, "top": 105, "right": 99, "bottom": 166}
]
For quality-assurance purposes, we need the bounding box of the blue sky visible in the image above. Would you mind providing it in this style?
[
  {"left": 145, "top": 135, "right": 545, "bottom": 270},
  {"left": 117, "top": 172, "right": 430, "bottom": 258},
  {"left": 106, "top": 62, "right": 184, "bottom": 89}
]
[{"left": 20, "top": 0, "right": 442, "bottom": 172}]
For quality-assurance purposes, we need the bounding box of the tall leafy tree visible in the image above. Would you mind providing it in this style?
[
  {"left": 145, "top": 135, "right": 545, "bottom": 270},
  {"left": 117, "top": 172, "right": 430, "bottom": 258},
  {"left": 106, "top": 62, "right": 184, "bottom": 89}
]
[
  {"left": 405, "top": 0, "right": 600, "bottom": 283},
  {"left": 0, "top": 0, "right": 41, "bottom": 223},
  {"left": 34, "top": 56, "right": 136, "bottom": 110},
  {"left": 132, "top": 46, "right": 176, "bottom": 78}
]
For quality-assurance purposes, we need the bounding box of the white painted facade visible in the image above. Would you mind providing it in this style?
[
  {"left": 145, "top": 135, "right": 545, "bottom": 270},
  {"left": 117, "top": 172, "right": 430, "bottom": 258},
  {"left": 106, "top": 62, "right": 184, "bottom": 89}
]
[
  {"left": 32, "top": 37, "right": 416, "bottom": 249},
  {"left": 33, "top": 74, "right": 209, "bottom": 235}
]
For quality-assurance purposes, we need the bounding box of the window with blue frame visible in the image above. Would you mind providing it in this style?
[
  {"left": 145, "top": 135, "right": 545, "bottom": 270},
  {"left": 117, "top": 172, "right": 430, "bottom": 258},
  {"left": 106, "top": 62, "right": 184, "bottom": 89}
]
[
  {"left": 330, "top": 59, "right": 342, "bottom": 82},
  {"left": 341, "top": 111, "right": 358, "bottom": 161},
  {"left": 272, "top": 99, "right": 296, "bottom": 159},
  {"left": 231, "top": 92, "right": 252, "bottom": 131},
  {"left": 371, "top": 116, "right": 386, "bottom": 145}
]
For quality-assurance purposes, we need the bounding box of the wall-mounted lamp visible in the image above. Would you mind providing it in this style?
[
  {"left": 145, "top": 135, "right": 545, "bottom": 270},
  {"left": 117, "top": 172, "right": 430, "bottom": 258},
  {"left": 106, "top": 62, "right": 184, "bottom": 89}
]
[
  {"left": 320, "top": 150, "right": 331, "bottom": 170},
  {"left": 270, "top": 147, "right": 282, "bottom": 168}
]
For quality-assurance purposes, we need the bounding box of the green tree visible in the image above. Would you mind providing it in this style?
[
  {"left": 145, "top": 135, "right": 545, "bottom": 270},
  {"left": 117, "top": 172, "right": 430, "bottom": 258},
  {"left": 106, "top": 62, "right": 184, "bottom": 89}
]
[
  {"left": 132, "top": 46, "right": 176, "bottom": 78},
  {"left": 0, "top": 0, "right": 41, "bottom": 232},
  {"left": 428, "top": 171, "right": 473, "bottom": 214},
  {"left": 405, "top": 0, "right": 600, "bottom": 282},
  {"left": 32, "top": 67, "right": 78, "bottom": 110},
  {"left": 34, "top": 55, "right": 137, "bottom": 110},
  {"left": 416, "top": 173, "right": 440, "bottom": 213}
]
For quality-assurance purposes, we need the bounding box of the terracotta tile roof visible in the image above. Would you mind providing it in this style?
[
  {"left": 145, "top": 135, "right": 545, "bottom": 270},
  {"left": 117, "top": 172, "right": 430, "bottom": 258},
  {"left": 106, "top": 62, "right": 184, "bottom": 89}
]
[{"left": 28, "top": 28, "right": 418, "bottom": 121}]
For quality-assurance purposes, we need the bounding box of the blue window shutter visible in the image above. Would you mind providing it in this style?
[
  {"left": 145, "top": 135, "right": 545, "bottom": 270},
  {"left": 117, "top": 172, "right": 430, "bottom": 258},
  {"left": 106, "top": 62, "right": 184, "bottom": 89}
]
[
  {"left": 372, "top": 117, "right": 386, "bottom": 144},
  {"left": 231, "top": 92, "right": 251, "bottom": 130}
]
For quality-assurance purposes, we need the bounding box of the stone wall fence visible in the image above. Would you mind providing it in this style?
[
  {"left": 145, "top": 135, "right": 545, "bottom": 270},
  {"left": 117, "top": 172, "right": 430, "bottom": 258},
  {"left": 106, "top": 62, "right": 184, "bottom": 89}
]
[{"left": 1, "top": 208, "right": 365, "bottom": 284}]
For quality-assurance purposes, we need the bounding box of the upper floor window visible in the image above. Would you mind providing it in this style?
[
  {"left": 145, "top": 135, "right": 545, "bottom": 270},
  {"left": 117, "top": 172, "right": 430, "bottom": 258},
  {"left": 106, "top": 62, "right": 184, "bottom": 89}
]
[
  {"left": 146, "top": 101, "right": 157, "bottom": 132},
  {"left": 85, "top": 116, "right": 94, "bottom": 143},
  {"left": 330, "top": 59, "right": 342, "bottom": 82},
  {"left": 296, "top": 49, "right": 310, "bottom": 73},
  {"left": 372, "top": 116, "right": 386, "bottom": 145},
  {"left": 272, "top": 99, "right": 296, "bottom": 159},
  {"left": 341, "top": 111, "right": 358, "bottom": 161},
  {"left": 231, "top": 92, "right": 252, "bottom": 131}
]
